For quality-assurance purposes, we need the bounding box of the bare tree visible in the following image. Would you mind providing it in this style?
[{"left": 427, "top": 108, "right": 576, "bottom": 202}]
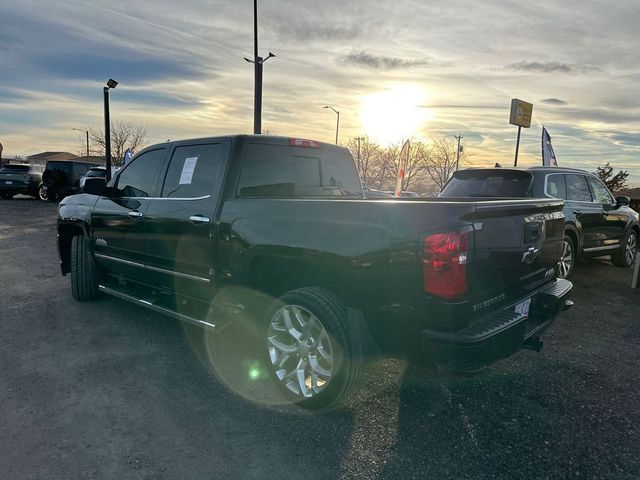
[
  {"left": 594, "top": 162, "right": 629, "bottom": 192},
  {"left": 89, "top": 121, "right": 149, "bottom": 166},
  {"left": 424, "top": 138, "right": 466, "bottom": 189},
  {"left": 346, "top": 136, "right": 386, "bottom": 188}
]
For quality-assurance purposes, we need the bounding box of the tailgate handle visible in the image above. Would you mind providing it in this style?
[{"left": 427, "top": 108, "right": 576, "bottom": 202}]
[{"left": 190, "top": 215, "right": 210, "bottom": 224}]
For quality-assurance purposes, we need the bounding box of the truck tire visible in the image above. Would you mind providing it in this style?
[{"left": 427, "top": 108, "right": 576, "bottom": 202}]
[
  {"left": 70, "top": 235, "right": 99, "bottom": 301},
  {"left": 611, "top": 229, "right": 638, "bottom": 268},
  {"left": 264, "top": 287, "right": 363, "bottom": 410},
  {"left": 557, "top": 235, "right": 575, "bottom": 278}
]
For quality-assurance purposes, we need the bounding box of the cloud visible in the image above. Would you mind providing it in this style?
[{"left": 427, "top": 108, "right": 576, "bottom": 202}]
[
  {"left": 609, "top": 133, "right": 640, "bottom": 147},
  {"left": 272, "top": 20, "right": 362, "bottom": 42},
  {"left": 34, "top": 52, "right": 205, "bottom": 84},
  {"left": 340, "top": 51, "right": 431, "bottom": 70},
  {"left": 541, "top": 98, "right": 568, "bottom": 106},
  {"left": 506, "top": 61, "right": 599, "bottom": 74}
]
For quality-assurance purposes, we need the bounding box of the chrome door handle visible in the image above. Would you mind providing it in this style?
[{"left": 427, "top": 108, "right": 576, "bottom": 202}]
[
  {"left": 128, "top": 211, "right": 144, "bottom": 219},
  {"left": 189, "top": 215, "right": 210, "bottom": 224}
]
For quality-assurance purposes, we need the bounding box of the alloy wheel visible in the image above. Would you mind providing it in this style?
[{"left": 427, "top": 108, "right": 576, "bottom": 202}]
[
  {"left": 267, "top": 304, "right": 334, "bottom": 398},
  {"left": 558, "top": 239, "right": 573, "bottom": 278},
  {"left": 625, "top": 232, "right": 637, "bottom": 266}
]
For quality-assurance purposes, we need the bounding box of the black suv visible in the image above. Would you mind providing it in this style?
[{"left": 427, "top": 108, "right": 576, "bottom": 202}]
[
  {"left": 440, "top": 166, "right": 640, "bottom": 278},
  {"left": 39, "top": 160, "right": 100, "bottom": 201},
  {"left": 0, "top": 163, "right": 44, "bottom": 199}
]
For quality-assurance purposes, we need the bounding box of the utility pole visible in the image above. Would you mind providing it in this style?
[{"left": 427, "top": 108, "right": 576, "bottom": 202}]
[{"left": 454, "top": 134, "right": 463, "bottom": 171}]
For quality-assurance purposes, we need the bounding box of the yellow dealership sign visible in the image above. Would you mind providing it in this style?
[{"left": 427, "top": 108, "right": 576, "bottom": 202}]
[{"left": 509, "top": 99, "right": 533, "bottom": 128}]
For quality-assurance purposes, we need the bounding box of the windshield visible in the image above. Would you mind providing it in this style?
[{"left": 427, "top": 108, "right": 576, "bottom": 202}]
[{"left": 440, "top": 169, "right": 534, "bottom": 197}]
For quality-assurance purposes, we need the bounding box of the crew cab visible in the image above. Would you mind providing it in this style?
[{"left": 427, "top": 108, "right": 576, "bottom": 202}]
[
  {"left": 440, "top": 167, "right": 640, "bottom": 278},
  {"left": 57, "top": 135, "right": 573, "bottom": 408}
]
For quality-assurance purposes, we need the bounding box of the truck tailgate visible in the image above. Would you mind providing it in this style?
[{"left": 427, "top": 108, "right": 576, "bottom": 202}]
[{"left": 464, "top": 199, "right": 565, "bottom": 310}]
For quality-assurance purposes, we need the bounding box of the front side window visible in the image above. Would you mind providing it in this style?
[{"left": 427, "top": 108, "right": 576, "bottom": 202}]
[
  {"left": 587, "top": 176, "right": 614, "bottom": 204},
  {"left": 565, "top": 174, "right": 592, "bottom": 202},
  {"left": 115, "top": 149, "right": 165, "bottom": 198},
  {"left": 161, "top": 144, "right": 222, "bottom": 198}
]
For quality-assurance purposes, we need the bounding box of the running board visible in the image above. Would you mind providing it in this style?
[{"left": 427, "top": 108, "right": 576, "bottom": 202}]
[{"left": 98, "top": 284, "right": 216, "bottom": 330}]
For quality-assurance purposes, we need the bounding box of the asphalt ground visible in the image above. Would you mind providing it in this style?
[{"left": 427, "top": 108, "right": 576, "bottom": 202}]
[{"left": 1, "top": 196, "right": 639, "bottom": 479}]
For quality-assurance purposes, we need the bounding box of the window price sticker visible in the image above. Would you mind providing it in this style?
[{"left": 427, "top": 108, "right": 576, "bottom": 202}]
[{"left": 179, "top": 156, "right": 199, "bottom": 184}]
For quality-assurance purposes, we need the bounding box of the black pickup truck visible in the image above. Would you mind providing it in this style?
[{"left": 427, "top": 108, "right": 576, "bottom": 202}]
[{"left": 57, "top": 135, "right": 573, "bottom": 408}]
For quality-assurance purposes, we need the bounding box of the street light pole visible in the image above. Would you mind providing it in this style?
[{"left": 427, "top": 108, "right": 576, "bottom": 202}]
[
  {"left": 454, "top": 134, "right": 463, "bottom": 171},
  {"left": 103, "top": 79, "right": 118, "bottom": 180},
  {"left": 246, "top": 0, "right": 275, "bottom": 134},
  {"left": 324, "top": 105, "right": 340, "bottom": 144},
  {"left": 72, "top": 128, "right": 89, "bottom": 160}
]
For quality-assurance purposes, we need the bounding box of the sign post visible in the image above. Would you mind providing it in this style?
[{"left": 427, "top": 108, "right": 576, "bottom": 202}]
[{"left": 509, "top": 99, "right": 533, "bottom": 167}]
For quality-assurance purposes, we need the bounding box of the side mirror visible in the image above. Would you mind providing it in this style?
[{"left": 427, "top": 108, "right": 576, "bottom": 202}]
[
  {"left": 616, "top": 196, "right": 630, "bottom": 208},
  {"left": 83, "top": 177, "right": 107, "bottom": 196}
]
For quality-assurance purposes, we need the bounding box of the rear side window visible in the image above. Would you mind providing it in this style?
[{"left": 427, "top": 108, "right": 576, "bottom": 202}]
[
  {"left": 587, "top": 176, "right": 613, "bottom": 204},
  {"left": 237, "top": 144, "right": 362, "bottom": 198},
  {"left": 0, "top": 165, "right": 29, "bottom": 173},
  {"left": 161, "top": 144, "right": 222, "bottom": 198},
  {"left": 73, "top": 163, "right": 90, "bottom": 176},
  {"left": 47, "top": 162, "right": 73, "bottom": 175},
  {"left": 115, "top": 149, "right": 165, "bottom": 197},
  {"left": 439, "top": 170, "right": 533, "bottom": 197},
  {"left": 546, "top": 174, "right": 566, "bottom": 199},
  {"left": 565, "top": 174, "right": 592, "bottom": 202}
]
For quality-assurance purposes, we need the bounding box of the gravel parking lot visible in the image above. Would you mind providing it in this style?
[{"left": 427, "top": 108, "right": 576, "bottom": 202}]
[{"left": 1, "top": 196, "right": 639, "bottom": 479}]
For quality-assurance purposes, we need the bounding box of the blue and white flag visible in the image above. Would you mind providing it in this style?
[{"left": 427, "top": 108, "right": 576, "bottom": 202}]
[
  {"left": 123, "top": 148, "right": 134, "bottom": 166},
  {"left": 541, "top": 127, "right": 557, "bottom": 166}
]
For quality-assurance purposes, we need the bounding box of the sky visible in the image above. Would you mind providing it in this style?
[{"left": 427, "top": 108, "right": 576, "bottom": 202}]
[{"left": 1, "top": 0, "right": 639, "bottom": 184}]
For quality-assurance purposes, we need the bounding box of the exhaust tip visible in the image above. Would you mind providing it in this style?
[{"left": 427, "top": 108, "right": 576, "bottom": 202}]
[{"left": 563, "top": 299, "right": 574, "bottom": 311}]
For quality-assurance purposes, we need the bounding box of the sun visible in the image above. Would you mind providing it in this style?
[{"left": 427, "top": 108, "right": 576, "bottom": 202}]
[{"left": 359, "top": 85, "right": 432, "bottom": 145}]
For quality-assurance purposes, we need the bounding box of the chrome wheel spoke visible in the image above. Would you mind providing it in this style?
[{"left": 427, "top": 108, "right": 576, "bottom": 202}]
[
  {"left": 282, "top": 308, "right": 303, "bottom": 341},
  {"left": 268, "top": 336, "right": 297, "bottom": 354}
]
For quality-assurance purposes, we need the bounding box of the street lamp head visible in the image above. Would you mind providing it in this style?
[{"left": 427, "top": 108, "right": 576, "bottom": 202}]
[
  {"left": 106, "top": 78, "right": 118, "bottom": 89},
  {"left": 244, "top": 57, "right": 254, "bottom": 63},
  {"left": 262, "top": 52, "right": 276, "bottom": 63}
]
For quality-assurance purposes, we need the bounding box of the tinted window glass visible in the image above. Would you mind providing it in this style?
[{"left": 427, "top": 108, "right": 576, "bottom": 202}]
[
  {"left": 115, "top": 149, "right": 165, "bottom": 197},
  {"left": 237, "top": 144, "right": 362, "bottom": 197},
  {"left": 546, "top": 174, "right": 566, "bottom": 199},
  {"left": 565, "top": 174, "right": 592, "bottom": 202},
  {"left": 0, "top": 165, "right": 30, "bottom": 173},
  {"left": 587, "top": 176, "right": 613, "bottom": 204},
  {"left": 47, "top": 161, "right": 73, "bottom": 175},
  {"left": 161, "top": 144, "right": 222, "bottom": 198},
  {"left": 73, "top": 163, "right": 90, "bottom": 177},
  {"left": 439, "top": 170, "right": 533, "bottom": 197}
]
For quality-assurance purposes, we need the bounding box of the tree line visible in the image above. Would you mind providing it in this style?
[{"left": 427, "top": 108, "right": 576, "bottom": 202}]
[{"left": 345, "top": 136, "right": 466, "bottom": 193}]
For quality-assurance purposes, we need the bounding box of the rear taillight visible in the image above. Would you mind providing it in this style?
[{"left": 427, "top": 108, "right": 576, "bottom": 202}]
[{"left": 423, "top": 231, "right": 469, "bottom": 299}]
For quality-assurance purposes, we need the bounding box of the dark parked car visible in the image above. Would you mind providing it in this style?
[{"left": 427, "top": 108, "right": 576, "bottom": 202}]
[
  {"left": 57, "top": 135, "right": 572, "bottom": 409},
  {"left": 0, "top": 163, "right": 43, "bottom": 199},
  {"left": 439, "top": 167, "right": 640, "bottom": 278},
  {"left": 39, "top": 160, "right": 100, "bottom": 201}
]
